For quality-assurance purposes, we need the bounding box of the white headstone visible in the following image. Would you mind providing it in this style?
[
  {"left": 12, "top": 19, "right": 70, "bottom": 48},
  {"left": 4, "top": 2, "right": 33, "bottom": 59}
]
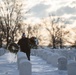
[
  {"left": 58, "top": 56, "right": 67, "bottom": 70},
  {"left": 67, "top": 61, "right": 76, "bottom": 75},
  {"left": 19, "top": 59, "right": 31, "bottom": 75},
  {"left": 50, "top": 53, "right": 60, "bottom": 67},
  {"left": 46, "top": 52, "right": 52, "bottom": 64},
  {"left": 17, "top": 51, "right": 28, "bottom": 69}
]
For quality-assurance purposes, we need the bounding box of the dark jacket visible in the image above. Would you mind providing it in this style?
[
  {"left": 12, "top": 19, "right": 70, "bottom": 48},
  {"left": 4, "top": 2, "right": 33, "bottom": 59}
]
[{"left": 18, "top": 37, "right": 30, "bottom": 53}]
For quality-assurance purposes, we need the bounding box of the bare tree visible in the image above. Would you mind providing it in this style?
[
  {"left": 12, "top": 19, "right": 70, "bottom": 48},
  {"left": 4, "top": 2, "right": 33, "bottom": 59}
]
[
  {"left": 32, "top": 24, "right": 43, "bottom": 45},
  {"left": 44, "top": 16, "right": 66, "bottom": 48},
  {"left": 0, "top": 0, "right": 24, "bottom": 47}
]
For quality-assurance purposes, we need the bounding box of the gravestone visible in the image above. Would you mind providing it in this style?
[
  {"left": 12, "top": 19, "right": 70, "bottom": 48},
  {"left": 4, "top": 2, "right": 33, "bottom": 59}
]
[
  {"left": 67, "top": 61, "right": 76, "bottom": 75},
  {"left": 17, "top": 51, "right": 28, "bottom": 69},
  {"left": 58, "top": 56, "right": 67, "bottom": 70},
  {"left": 50, "top": 53, "right": 60, "bottom": 67},
  {"left": 46, "top": 52, "right": 52, "bottom": 64},
  {"left": 19, "top": 59, "right": 31, "bottom": 75}
]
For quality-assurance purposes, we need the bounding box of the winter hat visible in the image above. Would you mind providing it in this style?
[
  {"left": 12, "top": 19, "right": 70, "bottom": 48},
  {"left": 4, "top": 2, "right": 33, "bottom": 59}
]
[{"left": 22, "top": 33, "right": 26, "bottom": 37}]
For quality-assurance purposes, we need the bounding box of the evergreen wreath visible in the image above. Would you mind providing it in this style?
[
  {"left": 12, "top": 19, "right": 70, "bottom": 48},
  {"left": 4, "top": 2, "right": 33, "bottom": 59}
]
[
  {"left": 29, "top": 37, "right": 38, "bottom": 49},
  {"left": 8, "top": 42, "right": 19, "bottom": 53}
]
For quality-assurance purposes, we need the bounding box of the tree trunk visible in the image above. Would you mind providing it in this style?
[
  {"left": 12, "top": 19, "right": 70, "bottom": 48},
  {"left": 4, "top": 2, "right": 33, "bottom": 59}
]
[{"left": 6, "top": 27, "right": 9, "bottom": 48}]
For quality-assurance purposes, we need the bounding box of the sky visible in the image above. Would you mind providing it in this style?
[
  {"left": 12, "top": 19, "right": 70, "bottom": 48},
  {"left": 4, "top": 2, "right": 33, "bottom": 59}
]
[
  {"left": 22, "top": 0, "right": 76, "bottom": 27},
  {"left": 0, "top": 0, "right": 76, "bottom": 27}
]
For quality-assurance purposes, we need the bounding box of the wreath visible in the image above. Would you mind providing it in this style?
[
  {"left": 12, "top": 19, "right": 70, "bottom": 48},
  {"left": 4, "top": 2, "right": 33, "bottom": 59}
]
[
  {"left": 29, "top": 37, "right": 38, "bottom": 49},
  {"left": 8, "top": 43, "right": 19, "bottom": 54}
]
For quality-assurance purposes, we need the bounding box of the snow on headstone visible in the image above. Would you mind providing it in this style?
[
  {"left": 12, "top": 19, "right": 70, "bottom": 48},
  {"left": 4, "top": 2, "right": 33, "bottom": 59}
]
[
  {"left": 31, "top": 49, "right": 37, "bottom": 55},
  {"left": 67, "top": 50, "right": 74, "bottom": 60},
  {"left": 58, "top": 56, "right": 67, "bottom": 70},
  {"left": 46, "top": 52, "right": 52, "bottom": 64},
  {"left": 17, "top": 51, "right": 27, "bottom": 60},
  {"left": 31, "top": 49, "right": 35, "bottom": 55},
  {"left": 58, "top": 49, "right": 68, "bottom": 58},
  {"left": 67, "top": 61, "right": 76, "bottom": 75},
  {"left": 37, "top": 49, "right": 44, "bottom": 57},
  {"left": 35, "top": 49, "right": 41, "bottom": 56},
  {"left": 17, "top": 51, "right": 28, "bottom": 69},
  {"left": 42, "top": 50, "right": 49, "bottom": 60},
  {"left": 50, "top": 53, "right": 60, "bottom": 67},
  {"left": 19, "top": 59, "right": 31, "bottom": 75},
  {"left": 74, "top": 54, "right": 76, "bottom": 61}
]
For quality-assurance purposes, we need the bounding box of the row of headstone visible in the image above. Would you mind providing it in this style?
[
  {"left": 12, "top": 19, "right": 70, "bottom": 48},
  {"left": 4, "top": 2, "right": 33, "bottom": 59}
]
[
  {"left": 53, "top": 49, "right": 76, "bottom": 61},
  {"left": 31, "top": 49, "right": 76, "bottom": 75},
  {"left": 31, "top": 48, "right": 76, "bottom": 61},
  {"left": 31, "top": 49, "right": 60, "bottom": 67},
  {"left": 17, "top": 51, "right": 32, "bottom": 75}
]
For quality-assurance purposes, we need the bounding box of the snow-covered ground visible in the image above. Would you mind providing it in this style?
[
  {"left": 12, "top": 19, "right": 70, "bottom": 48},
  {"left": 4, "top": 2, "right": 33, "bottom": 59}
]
[
  {"left": 0, "top": 51, "right": 68, "bottom": 75},
  {"left": 0, "top": 53, "right": 19, "bottom": 75}
]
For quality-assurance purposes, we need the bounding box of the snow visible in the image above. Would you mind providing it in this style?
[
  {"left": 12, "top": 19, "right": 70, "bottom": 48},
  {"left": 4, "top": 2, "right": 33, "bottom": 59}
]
[
  {"left": 0, "top": 48, "right": 73, "bottom": 75},
  {"left": 0, "top": 53, "right": 19, "bottom": 75}
]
